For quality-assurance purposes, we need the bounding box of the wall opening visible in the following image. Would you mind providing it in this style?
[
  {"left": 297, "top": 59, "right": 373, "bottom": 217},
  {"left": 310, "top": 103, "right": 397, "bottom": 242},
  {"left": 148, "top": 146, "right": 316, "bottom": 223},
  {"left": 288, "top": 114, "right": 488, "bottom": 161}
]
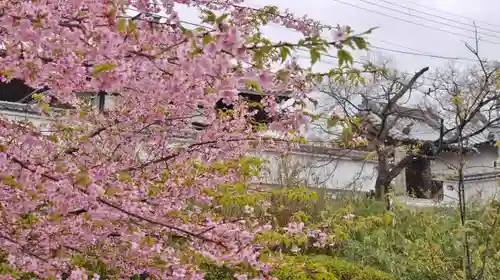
[{"left": 406, "top": 157, "right": 443, "bottom": 199}]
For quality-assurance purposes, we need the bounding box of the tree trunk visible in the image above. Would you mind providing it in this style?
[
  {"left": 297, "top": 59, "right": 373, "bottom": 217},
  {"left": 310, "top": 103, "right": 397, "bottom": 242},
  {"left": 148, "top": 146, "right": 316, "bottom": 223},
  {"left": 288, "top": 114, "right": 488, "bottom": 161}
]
[
  {"left": 374, "top": 172, "right": 391, "bottom": 199},
  {"left": 374, "top": 149, "right": 414, "bottom": 200},
  {"left": 420, "top": 158, "right": 433, "bottom": 197},
  {"left": 375, "top": 144, "right": 390, "bottom": 199}
]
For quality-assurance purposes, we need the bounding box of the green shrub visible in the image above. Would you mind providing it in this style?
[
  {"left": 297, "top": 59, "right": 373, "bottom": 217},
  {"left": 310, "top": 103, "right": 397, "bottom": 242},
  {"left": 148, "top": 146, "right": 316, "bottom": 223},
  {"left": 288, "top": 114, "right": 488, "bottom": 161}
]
[
  {"left": 201, "top": 263, "right": 236, "bottom": 280},
  {"left": 272, "top": 254, "right": 393, "bottom": 280}
]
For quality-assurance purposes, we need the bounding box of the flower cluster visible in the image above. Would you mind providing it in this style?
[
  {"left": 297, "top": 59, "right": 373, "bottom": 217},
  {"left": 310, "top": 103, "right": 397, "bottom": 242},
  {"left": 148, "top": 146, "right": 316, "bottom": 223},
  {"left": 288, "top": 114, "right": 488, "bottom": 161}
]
[{"left": 0, "top": 0, "right": 360, "bottom": 279}]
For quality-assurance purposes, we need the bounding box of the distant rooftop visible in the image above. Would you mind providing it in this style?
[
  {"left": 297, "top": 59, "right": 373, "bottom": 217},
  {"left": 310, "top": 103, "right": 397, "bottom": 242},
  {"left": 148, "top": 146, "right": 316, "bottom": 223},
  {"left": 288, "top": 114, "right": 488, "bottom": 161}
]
[{"left": 363, "top": 100, "right": 499, "bottom": 148}]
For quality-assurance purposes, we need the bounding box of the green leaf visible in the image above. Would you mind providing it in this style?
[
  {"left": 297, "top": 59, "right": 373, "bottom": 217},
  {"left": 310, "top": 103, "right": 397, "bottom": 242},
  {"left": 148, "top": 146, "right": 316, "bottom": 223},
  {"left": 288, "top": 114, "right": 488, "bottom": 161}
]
[
  {"left": 75, "top": 50, "right": 85, "bottom": 57},
  {"left": 384, "top": 212, "right": 393, "bottom": 226},
  {"left": 47, "top": 135, "right": 58, "bottom": 143},
  {"left": 202, "top": 34, "right": 213, "bottom": 45},
  {"left": 352, "top": 37, "right": 368, "bottom": 50},
  {"left": 32, "top": 93, "right": 44, "bottom": 100},
  {"left": 326, "top": 117, "right": 338, "bottom": 128},
  {"left": 70, "top": 254, "right": 86, "bottom": 267},
  {"left": 293, "top": 136, "right": 308, "bottom": 144},
  {"left": 2, "top": 176, "right": 20, "bottom": 189},
  {"left": 105, "top": 187, "right": 121, "bottom": 196},
  {"left": 75, "top": 172, "right": 92, "bottom": 187},
  {"left": 20, "top": 212, "right": 40, "bottom": 227},
  {"left": 41, "top": 102, "right": 51, "bottom": 113},
  {"left": 147, "top": 184, "right": 162, "bottom": 197},
  {"left": 92, "top": 62, "right": 116, "bottom": 75},
  {"left": 337, "top": 49, "right": 353, "bottom": 66},
  {"left": 280, "top": 47, "right": 291, "bottom": 63},
  {"left": 341, "top": 126, "right": 353, "bottom": 144},
  {"left": 127, "top": 19, "right": 137, "bottom": 34},
  {"left": 202, "top": 10, "right": 217, "bottom": 23},
  {"left": 0, "top": 68, "right": 14, "bottom": 79},
  {"left": 304, "top": 112, "right": 321, "bottom": 122},
  {"left": 253, "top": 50, "right": 266, "bottom": 68},
  {"left": 180, "top": 25, "right": 192, "bottom": 35},
  {"left": 117, "top": 18, "right": 127, "bottom": 33},
  {"left": 117, "top": 172, "right": 132, "bottom": 182},
  {"left": 364, "top": 150, "right": 377, "bottom": 160},
  {"left": 360, "top": 26, "right": 379, "bottom": 35},
  {"left": 215, "top": 13, "right": 229, "bottom": 24},
  {"left": 245, "top": 80, "right": 262, "bottom": 92},
  {"left": 310, "top": 48, "right": 321, "bottom": 65}
]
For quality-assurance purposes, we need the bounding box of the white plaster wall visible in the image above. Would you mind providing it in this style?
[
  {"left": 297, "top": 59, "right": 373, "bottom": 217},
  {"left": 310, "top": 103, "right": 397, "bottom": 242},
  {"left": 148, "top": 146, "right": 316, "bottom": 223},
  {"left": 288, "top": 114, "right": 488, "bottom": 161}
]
[
  {"left": 0, "top": 110, "right": 52, "bottom": 131},
  {"left": 250, "top": 150, "right": 378, "bottom": 192},
  {"left": 465, "top": 180, "right": 500, "bottom": 201},
  {"left": 431, "top": 145, "right": 499, "bottom": 176},
  {"left": 441, "top": 179, "right": 500, "bottom": 203},
  {"left": 441, "top": 181, "right": 459, "bottom": 202}
]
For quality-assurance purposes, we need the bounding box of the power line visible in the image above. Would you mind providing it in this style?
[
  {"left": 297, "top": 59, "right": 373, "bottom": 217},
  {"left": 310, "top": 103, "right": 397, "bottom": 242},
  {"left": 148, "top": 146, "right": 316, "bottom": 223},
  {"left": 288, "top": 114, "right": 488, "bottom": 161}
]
[
  {"left": 355, "top": 0, "right": 500, "bottom": 41},
  {"left": 127, "top": 8, "right": 451, "bottom": 90},
  {"left": 126, "top": 7, "right": 481, "bottom": 68},
  {"left": 374, "top": 0, "right": 500, "bottom": 35},
  {"left": 261, "top": 22, "right": 477, "bottom": 63},
  {"left": 371, "top": 38, "right": 429, "bottom": 53},
  {"left": 294, "top": 49, "right": 442, "bottom": 86},
  {"left": 399, "top": 0, "right": 500, "bottom": 29},
  {"left": 368, "top": 38, "right": 477, "bottom": 63},
  {"left": 370, "top": 46, "right": 477, "bottom": 62},
  {"left": 239, "top": 3, "right": 483, "bottom": 62},
  {"left": 352, "top": 0, "right": 500, "bottom": 39},
  {"left": 331, "top": 0, "right": 500, "bottom": 45}
]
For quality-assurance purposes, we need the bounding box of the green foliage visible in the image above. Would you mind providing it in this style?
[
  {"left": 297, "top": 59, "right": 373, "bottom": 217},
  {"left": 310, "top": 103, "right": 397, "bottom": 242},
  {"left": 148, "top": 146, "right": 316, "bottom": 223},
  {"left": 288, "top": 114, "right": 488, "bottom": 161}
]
[
  {"left": 273, "top": 255, "right": 393, "bottom": 280},
  {"left": 215, "top": 181, "right": 500, "bottom": 280},
  {"left": 92, "top": 62, "right": 116, "bottom": 75},
  {"left": 5, "top": 153, "right": 500, "bottom": 280},
  {"left": 201, "top": 263, "right": 236, "bottom": 280},
  {"left": 337, "top": 49, "right": 353, "bottom": 67},
  {"left": 340, "top": 202, "right": 500, "bottom": 280},
  {"left": 70, "top": 252, "right": 119, "bottom": 279},
  {"left": 203, "top": 253, "right": 393, "bottom": 280}
]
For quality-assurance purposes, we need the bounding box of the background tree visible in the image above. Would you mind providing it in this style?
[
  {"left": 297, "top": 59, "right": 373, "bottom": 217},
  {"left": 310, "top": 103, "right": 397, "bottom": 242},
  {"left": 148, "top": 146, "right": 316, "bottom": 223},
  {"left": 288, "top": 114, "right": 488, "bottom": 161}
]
[
  {"left": 317, "top": 57, "right": 429, "bottom": 199},
  {"left": 317, "top": 39, "right": 500, "bottom": 203},
  {"left": 425, "top": 38, "right": 500, "bottom": 280}
]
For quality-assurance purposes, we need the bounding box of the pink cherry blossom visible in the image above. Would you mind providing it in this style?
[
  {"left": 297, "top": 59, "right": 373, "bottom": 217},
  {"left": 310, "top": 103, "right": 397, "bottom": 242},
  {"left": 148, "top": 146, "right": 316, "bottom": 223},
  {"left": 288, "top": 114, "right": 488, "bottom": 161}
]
[
  {"left": 0, "top": 0, "right": 351, "bottom": 278},
  {"left": 332, "top": 25, "right": 349, "bottom": 42}
]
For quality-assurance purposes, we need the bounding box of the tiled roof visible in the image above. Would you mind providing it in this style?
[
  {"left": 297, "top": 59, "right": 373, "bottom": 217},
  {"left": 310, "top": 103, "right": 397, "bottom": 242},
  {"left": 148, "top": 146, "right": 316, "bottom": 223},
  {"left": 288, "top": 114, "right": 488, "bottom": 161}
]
[
  {"left": 0, "top": 100, "right": 40, "bottom": 114},
  {"left": 364, "top": 101, "right": 497, "bottom": 147},
  {"left": 261, "top": 144, "right": 372, "bottom": 161},
  {"left": 437, "top": 171, "right": 500, "bottom": 182},
  {"left": 0, "top": 100, "right": 69, "bottom": 115}
]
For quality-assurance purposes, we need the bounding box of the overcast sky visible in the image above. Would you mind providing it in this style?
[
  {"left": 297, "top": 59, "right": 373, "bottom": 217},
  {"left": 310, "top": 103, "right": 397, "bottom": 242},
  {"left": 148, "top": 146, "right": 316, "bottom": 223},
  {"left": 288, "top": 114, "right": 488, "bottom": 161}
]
[
  {"left": 174, "top": 0, "right": 500, "bottom": 75},
  {"left": 171, "top": 0, "right": 500, "bottom": 138}
]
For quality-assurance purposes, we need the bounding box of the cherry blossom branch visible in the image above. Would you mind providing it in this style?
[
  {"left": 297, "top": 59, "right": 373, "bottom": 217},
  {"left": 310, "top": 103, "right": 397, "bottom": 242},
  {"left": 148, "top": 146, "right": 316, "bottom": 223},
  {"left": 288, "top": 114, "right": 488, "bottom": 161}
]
[
  {"left": 90, "top": 195, "right": 228, "bottom": 248},
  {"left": 0, "top": 233, "right": 52, "bottom": 265},
  {"left": 120, "top": 137, "right": 252, "bottom": 172},
  {"left": 4, "top": 150, "right": 231, "bottom": 248}
]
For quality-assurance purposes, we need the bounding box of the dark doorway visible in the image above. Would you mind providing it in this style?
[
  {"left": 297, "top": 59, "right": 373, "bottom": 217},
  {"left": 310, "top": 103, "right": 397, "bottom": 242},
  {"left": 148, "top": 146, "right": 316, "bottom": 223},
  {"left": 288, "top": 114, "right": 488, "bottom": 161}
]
[{"left": 405, "top": 157, "right": 442, "bottom": 199}]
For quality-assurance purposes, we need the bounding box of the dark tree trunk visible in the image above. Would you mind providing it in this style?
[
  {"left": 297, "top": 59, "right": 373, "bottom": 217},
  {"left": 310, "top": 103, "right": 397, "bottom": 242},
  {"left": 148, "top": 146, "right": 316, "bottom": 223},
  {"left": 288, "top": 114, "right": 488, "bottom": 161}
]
[
  {"left": 421, "top": 158, "right": 433, "bottom": 196},
  {"left": 374, "top": 144, "right": 390, "bottom": 199},
  {"left": 374, "top": 173, "right": 391, "bottom": 199}
]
